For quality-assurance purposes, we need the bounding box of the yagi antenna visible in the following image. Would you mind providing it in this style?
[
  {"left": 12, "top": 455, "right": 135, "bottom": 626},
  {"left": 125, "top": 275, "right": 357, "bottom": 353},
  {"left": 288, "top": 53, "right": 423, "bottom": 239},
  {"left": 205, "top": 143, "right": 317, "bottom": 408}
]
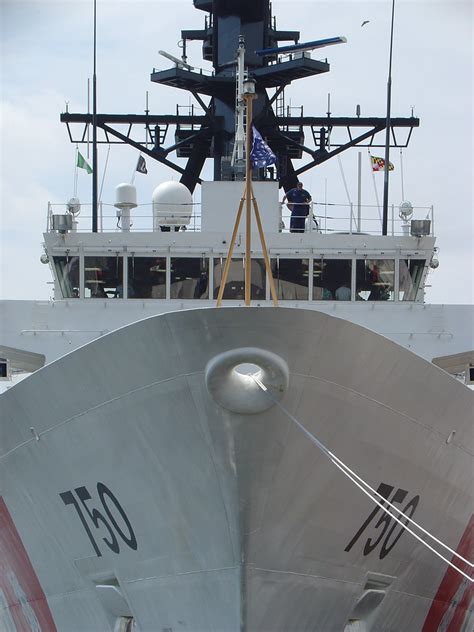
[{"left": 158, "top": 50, "right": 194, "bottom": 71}]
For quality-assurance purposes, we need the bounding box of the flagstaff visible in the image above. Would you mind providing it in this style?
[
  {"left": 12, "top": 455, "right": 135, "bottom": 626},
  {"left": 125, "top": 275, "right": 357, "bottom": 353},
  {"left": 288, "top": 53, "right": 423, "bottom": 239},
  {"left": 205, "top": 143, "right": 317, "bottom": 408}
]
[
  {"left": 92, "top": 0, "right": 98, "bottom": 232},
  {"left": 382, "top": 0, "right": 396, "bottom": 235}
]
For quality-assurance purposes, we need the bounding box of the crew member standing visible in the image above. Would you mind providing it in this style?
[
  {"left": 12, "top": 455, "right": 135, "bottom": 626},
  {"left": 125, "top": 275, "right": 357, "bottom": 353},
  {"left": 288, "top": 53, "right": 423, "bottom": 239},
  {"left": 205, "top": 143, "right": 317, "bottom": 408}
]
[{"left": 282, "top": 182, "right": 312, "bottom": 233}]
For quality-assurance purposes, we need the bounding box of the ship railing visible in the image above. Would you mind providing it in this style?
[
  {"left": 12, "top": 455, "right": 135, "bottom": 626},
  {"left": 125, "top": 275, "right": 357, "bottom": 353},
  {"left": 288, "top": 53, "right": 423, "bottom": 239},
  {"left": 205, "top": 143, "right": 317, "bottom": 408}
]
[
  {"left": 46, "top": 201, "right": 204, "bottom": 233},
  {"left": 266, "top": 51, "right": 326, "bottom": 66},
  {"left": 280, "top": 201, "right": 435, "bottom": 236},
  {"left": 46, "top": 200, "right": 434, "bottom": 237},
  {"left": 152, "top": 64, "right": 214, "bottom": 77},
  {"left": 176, "top": 103, "right": 205, "bottom": 130}
]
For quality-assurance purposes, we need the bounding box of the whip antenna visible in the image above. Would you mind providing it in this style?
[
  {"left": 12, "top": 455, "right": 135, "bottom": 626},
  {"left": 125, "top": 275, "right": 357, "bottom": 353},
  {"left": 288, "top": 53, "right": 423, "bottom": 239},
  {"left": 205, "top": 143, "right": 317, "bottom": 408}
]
[
  {"left": 92, "top": 0, "right": 98, "bottom": 232},
  {"left": 382, "top": 0, "right": 396, "bottom": 235}
]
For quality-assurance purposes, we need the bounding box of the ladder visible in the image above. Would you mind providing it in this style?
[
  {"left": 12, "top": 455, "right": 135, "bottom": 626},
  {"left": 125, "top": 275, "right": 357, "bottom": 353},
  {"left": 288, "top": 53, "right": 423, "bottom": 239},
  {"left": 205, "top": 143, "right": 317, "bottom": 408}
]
[{"left": 276, "top": 88, "right": 285, "bottom": 122}]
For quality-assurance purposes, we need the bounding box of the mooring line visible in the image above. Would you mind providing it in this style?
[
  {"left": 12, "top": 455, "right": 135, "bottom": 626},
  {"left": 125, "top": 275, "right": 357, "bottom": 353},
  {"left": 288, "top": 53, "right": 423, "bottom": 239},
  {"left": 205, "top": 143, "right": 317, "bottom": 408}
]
[{"left": 251, "top": 375, "right": 473, "bottom": 582}]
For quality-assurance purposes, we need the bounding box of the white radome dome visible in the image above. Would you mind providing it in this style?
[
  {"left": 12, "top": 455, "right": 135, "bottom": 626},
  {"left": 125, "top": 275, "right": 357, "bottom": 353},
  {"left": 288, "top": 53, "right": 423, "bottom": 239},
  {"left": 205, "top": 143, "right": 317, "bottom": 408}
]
[
  {"left": 115, "top": 183, "right": 138, "bottom": 209},
  {"left": 152, "top": 181, "right": 192, "bottom": 228}
]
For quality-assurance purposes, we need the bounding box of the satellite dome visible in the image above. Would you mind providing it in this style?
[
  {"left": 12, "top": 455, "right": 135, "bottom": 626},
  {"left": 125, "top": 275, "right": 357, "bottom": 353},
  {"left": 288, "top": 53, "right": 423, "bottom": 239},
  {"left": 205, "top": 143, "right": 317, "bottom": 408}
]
[
  {"left": 115, "top": 183, "right": 138, "bottom": 209},
  {"left": 152, "top": 181, "right": 192, "bottom": 229}
]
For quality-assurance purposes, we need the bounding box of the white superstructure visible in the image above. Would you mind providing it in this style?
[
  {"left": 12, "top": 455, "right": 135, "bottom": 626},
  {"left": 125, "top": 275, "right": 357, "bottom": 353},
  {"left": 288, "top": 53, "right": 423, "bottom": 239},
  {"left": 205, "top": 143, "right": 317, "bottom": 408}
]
[{"left": 2, "top": 180, "right": 470, "bottom": 373}]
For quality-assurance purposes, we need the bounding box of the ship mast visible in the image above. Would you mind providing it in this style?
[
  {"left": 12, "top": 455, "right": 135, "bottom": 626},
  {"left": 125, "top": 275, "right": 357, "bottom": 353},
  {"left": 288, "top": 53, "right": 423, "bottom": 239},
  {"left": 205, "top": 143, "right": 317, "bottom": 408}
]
[
  {"left": 215, "top": 41, "right": 279, "bottom": 307},
  {"left": 62, "top": 0, "right": 420, "bottom": 237},
  {"left": 232, "top": 36, "right": 246, "bottom": 169}
]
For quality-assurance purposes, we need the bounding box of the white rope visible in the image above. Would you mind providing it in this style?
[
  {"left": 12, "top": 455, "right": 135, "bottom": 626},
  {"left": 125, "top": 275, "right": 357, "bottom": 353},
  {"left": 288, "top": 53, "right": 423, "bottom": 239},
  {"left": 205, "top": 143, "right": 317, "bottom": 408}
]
[{"left": 252, "top": 376, "right": 474, "bottom": 581}]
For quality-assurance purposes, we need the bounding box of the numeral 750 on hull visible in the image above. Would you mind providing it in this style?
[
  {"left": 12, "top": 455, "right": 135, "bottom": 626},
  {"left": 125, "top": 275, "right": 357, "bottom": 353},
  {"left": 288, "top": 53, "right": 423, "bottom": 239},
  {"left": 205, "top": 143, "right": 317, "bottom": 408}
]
[
  {"left": 60, "top": 483, "right": 137, "bottom": 557},
  {"left": 345, "top": 482, "right": 420, "bottom": 559}
]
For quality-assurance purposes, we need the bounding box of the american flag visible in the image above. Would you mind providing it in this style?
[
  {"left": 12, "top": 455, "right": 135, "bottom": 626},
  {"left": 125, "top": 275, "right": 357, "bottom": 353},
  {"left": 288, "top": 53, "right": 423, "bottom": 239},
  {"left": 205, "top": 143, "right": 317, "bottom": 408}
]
[{"left": 250, "top": 126, "right": 276, "bottom": 168}]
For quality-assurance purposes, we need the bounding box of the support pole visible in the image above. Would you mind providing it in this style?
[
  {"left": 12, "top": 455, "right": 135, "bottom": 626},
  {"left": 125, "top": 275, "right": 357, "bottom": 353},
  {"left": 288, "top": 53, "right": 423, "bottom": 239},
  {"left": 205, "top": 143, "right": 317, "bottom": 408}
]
[
  {"left": 357, "top": 151, "right": 362, "bottom": 232},
  {"left": 250, "top": 184, "right": 279, "bottom": 305},
  {"left": 216, "top": 76, "right": 275, "bottom": 309},
  {"left": 382, "top": 0, "right": 396, "bottom": 235},
  {"left": 244, "top": 93, "right": 254, "bottom": 306},
  {"left": 216, "top": 196, "right": 246, "bottom": 306},
  {"left": 92, "top": 0, "right": 98, "bottom": 233}
]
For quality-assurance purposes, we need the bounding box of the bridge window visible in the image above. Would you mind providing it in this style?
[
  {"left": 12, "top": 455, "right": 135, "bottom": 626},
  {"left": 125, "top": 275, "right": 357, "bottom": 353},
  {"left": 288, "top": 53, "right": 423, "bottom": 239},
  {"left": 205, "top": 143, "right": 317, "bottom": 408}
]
[
  {"left": 399, "top": 259, "right": 425, "bottom": 301},
  {"left": 213, "top": 258, "right": 266, "bottom": 300},
  {"left": 54, "top": 256, "right": 79, "bottom": 298},
  {"left": 356, "top": 259, "right": 394, "bottom": 301},
  {"left": 171, "top": 257, "right": 209, "bottom": 299},
  {"left": 84, "top": 256, "right": 123, "bottom": 298},
  {"left": 314, "top": 259, "right": 352, "bottom": 300},
  {"left": 128, "top": 257, "right": 166, "bottom": 299},
  {"left": 271, "top": 258, "right": 309, "bottom": 300}
]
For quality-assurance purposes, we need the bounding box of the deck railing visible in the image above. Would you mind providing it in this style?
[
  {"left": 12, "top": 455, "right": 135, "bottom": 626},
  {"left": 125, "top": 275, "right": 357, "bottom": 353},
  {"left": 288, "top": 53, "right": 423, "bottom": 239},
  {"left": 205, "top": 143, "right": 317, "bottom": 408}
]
[{"left": 46, "top": 200, "right": 434, "bottom": 237}]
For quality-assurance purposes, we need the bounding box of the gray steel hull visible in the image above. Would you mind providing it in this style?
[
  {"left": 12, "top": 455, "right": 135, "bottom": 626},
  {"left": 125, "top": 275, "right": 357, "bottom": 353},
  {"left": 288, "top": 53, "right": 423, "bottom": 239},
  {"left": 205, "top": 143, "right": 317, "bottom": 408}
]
[{"left": 1, "top": 307, "right": 472, "bottom": 631}]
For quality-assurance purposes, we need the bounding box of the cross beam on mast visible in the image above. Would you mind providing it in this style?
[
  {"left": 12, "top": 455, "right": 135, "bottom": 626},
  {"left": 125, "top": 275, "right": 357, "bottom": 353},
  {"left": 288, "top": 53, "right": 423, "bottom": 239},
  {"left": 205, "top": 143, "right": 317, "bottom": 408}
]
[{"left": 62, "top": 112, "right": 418, "bottom": 184}]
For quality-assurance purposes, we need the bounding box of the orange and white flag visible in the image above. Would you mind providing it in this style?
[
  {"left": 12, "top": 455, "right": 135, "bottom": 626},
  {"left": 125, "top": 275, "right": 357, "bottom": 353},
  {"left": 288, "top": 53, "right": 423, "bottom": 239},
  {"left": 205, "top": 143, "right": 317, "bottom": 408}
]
[{"left": 371, "top": 155, "right": 394, "bottom": 171}]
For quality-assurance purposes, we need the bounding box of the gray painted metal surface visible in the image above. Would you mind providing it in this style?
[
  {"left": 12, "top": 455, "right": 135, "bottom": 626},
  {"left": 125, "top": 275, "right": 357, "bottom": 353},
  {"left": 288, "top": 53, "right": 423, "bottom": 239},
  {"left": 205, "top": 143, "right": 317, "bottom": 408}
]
[
  {"left": 0, "top": 307, "right": 472, "bottom": 631},
  {"left": 1, "top": 300, "right": 473, "bottom": 368}
]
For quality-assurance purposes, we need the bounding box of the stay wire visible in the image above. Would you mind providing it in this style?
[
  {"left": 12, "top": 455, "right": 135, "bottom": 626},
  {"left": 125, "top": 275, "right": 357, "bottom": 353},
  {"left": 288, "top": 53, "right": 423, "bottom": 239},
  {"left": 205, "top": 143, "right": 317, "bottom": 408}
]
[
  {"left": 251, "top": 375, "right": 473, "bottom": 582},
  {"left": 99, "top": 143, "right": 111, "bottom": 202}
]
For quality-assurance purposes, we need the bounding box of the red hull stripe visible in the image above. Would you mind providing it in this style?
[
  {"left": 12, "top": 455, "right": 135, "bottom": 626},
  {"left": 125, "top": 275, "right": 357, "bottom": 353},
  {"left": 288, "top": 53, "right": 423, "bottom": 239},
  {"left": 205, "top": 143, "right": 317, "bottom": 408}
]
[
  {"left": 0, "top": 497, "right": 57, "bottom": 631},
  {"left": 422, "top": 514, "right": 474, "bottom": 631}
]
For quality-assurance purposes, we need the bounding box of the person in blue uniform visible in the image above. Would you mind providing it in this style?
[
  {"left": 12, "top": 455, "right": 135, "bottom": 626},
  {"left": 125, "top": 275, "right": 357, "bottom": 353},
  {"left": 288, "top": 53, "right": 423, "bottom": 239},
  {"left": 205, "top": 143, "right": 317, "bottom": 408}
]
[{"left": 282, "top": 182, "right": 312, "bottom": 233}]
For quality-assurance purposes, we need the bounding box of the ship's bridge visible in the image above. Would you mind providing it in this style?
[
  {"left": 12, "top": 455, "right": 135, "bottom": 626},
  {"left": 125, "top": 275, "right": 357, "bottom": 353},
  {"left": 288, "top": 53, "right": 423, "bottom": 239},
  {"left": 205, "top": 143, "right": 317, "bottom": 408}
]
[{"left": 43, "top": 181, "right": 436, "bottom": 304}]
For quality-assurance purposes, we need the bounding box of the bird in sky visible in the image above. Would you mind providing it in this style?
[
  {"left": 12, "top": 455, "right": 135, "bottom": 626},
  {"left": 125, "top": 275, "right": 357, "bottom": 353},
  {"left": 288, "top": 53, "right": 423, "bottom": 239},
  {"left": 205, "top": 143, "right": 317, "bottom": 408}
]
[{"left": 361, "top": 20, "right": 370, "bottom": 27}]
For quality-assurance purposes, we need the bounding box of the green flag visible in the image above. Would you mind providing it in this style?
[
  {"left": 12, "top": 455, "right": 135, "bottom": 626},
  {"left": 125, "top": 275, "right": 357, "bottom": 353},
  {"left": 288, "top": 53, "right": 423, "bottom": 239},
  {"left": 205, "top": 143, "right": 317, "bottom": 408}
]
[{"left": 77, "top": 151, "right": 93, "bottom": 174}]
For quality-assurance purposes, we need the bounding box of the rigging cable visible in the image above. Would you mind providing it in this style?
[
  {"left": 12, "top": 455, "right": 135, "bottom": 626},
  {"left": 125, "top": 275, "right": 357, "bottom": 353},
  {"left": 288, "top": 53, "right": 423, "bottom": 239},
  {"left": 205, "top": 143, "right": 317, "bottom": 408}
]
[
  {"left": 99, "top": 143, "right": 111, "bottom": 202},
  {"left": 99, "top": 144, "right": 111, "bottom": 232},
  {"left": 337, "top": 156, "right": 356, "bottom": 230},
  {"left": 400, "top": 148, "right": 405, "bottom": 200},
  {"left": 73, "top": 144, "right": 79, "bottom": 197},
  {"left": 251, "top": 374, "right": 474, "bottom": 581}
]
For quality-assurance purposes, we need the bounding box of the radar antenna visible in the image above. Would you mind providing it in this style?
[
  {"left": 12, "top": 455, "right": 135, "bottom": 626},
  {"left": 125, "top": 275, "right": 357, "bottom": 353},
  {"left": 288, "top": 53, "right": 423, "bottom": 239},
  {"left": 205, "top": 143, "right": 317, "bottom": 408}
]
[{"left": 158, "top": 50, "right": 194, "bottom": 71}]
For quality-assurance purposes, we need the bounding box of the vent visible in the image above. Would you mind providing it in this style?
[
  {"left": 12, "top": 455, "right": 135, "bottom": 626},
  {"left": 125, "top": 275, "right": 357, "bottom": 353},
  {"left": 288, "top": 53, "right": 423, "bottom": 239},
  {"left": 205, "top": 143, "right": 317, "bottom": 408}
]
[
  {"left": 344, "top": 573, "right": 396, "bottom": 631},
  {"left": 114, "top": 617, "right": 135, "bottom": 632},
  {"left": 94, "top": 578, "right": 131, "bottom": 616}
]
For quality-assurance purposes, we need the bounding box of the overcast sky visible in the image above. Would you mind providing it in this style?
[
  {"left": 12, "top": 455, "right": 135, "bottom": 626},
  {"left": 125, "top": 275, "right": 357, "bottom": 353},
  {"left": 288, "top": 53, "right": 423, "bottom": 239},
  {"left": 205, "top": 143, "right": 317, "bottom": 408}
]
[{"left": 0, "top": 0, "right": 472, "bottom": 303}]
